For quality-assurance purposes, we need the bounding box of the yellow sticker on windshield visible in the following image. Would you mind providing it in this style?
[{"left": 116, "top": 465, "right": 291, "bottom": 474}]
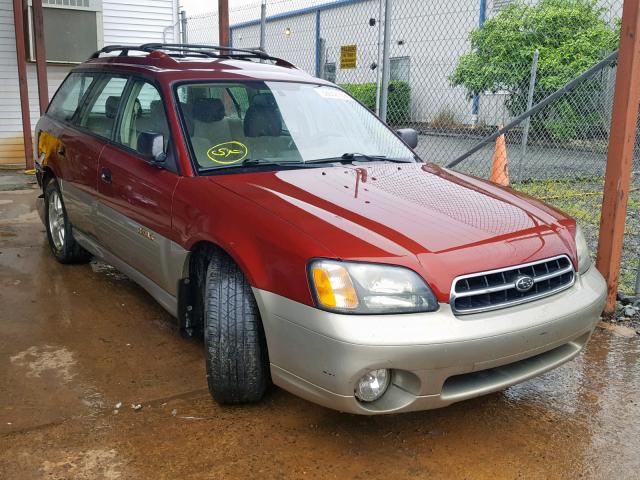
[{"left": 207, "top": 141, "right": 248, "bottom": 165}]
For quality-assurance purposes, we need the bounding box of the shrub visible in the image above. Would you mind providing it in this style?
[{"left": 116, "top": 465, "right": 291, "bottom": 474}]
[
  {"left": 340, "top": 80, "right": 411, "bottom": 125},
  {"left": 431, "top": 107, "right": 458, "bottom": 129},
  {"left": 450, "top": 0, "right": 618, "bottom": 140}
]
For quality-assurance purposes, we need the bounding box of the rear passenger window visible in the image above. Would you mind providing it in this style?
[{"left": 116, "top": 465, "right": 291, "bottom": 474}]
[
  {"left": 47, "top": 73, "right": 97, "bottom": 122},
  {"left": 77, "top": 75, "right": 128, "bottom": 139},
  {"left": 118, "top": 80, "right": 170, "bottom": 153}
]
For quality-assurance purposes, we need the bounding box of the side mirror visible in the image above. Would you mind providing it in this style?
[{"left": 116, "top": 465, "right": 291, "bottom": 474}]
[
  {"left": 137, "top": 132, "right": 166, "bottom": 166},
  {"left": 397, "top": 128, "right": 418, "bottom": 149}
]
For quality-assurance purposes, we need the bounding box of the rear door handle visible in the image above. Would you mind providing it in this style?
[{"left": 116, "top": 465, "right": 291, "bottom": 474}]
[
  {"left": 57, "top": 144, "right": 65, "bottom": 157},
  {"left": 100, "top": 168, "right": 112, "bottom": 184}
]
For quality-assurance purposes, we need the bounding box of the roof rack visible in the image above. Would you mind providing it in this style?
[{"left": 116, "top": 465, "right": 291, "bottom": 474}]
[{"left": 89, "top": 43, "right": 295, "bottom": 68}]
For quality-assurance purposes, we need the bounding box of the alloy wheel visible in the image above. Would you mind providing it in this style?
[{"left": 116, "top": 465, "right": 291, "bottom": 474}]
[{"left": 48, "top": 190, "right": 65, "bottom": 251}]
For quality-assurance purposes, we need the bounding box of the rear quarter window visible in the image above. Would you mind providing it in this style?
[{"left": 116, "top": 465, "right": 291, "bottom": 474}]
[{"left": 47, "top": 73, "right": 97, "bottom": 122}]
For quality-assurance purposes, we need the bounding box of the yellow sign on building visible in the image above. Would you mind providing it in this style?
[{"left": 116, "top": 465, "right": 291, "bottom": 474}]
[{"left": 340, "top": 45, "right": 357, "bottom": 69}]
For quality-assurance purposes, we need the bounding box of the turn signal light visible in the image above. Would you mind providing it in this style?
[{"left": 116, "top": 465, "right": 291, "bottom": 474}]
[{"left": 311, "top": 262, "right": 359, "bottom": 310}]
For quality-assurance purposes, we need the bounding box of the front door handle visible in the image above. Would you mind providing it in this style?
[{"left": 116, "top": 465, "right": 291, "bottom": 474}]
[{"left": 100, "top": 168, "right": 112, "bottom": 184}]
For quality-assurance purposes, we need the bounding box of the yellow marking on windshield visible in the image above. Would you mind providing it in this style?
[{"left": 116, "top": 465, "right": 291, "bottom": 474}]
[{"left": 207, "top": 141, "right": 248, "bottom": 165}]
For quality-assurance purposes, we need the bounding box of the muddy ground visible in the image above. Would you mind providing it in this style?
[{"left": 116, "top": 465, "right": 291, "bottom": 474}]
[{"left": 1, "top": 177, "right": 639, "bottom": 479}]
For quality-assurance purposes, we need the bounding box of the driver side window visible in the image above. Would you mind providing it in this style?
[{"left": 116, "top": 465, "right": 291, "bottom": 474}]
[{"left": 118, "top": 80, "right": 170, "bottom": 154}]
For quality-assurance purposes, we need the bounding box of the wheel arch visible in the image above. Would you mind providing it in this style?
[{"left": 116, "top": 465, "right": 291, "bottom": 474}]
[
  {"left": 41, "top": 166, "right": 56, "bottom": 189},
  {"left": 177, "top": 239, "right": 264, "bottom": 338}
]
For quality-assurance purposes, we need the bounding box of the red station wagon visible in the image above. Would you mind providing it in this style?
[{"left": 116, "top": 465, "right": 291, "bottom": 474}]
[{"left": 34, "top": 44, "right": 607, "bottom": 414}]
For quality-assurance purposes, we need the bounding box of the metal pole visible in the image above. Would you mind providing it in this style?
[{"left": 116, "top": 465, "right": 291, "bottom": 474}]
[
  {"left": 11, "top": 0, "right": 34, "bottom": 170},
  {"left": 374, "top": 0, "right": 384, "bottom": 116},
  {"left": 596, "top": 0, "right": 640, "bottom": 315},
  {"left": 314, "top": 10, "right": 322, "bottom": 76},
  {"left": 218, "top": 0, "right": 230, "bottom": 48},
  {"left": 518, "top": 49, "right": 539, "bottom": 181},
  {"left": 180, "top": 10, "right": 188, "bottom": 44},
  {"left": 259, "top": 0, "right": 267, "bottom": 52},
  {"left": 471, "top": 0, "right": 487, "bottom": 126},
  {"left": 379, "top": 0, "right": 392, "bottom": 123},
  {"left": 32, "top": 0, "right": 48, "bottom": 115}
]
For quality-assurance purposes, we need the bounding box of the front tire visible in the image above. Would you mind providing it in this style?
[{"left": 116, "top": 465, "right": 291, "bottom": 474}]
[
  {"left": 44, "top": 180, "right": 91, "bottom": 264},
  {"left": 203, "top": 253, "right": 270, "bottom": 404}
]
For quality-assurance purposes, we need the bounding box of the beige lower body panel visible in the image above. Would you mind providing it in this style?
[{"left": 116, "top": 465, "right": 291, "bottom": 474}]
[{"left": 253, "top": 266, "right": 606, "bottom": 415}]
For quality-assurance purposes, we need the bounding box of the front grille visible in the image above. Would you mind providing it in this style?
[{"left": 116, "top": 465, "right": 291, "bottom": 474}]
[{"left": 450, "top": 255, "right": 575, "bottom": 314}]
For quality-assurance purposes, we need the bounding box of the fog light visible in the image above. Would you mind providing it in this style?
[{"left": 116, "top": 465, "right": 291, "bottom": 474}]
[{"left": 355, "top": 369, "right": 390, "bottom": 402}]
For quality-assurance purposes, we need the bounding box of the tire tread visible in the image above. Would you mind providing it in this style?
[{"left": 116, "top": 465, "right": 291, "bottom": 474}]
[{"left": 204, "top": 253, "right": 268, "bottom": 404}]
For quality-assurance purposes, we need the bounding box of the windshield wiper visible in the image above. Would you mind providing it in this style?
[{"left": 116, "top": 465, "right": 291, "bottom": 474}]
[
  {"left": 342, "top": 153, "right": 413, "bottom": 163},
  {"left": 304, "top": 153, "right": 413, "bottom": 164},
  {"left": 200, "top": 158, "right": 323, "bottom": 174},
  {"left": 241, "top": 158, "right": 320, "bottom": 168}
]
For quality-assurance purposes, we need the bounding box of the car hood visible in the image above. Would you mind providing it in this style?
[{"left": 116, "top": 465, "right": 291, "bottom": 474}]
[{"left": 211, "top": 162, "right": 577, "bottom": 300}]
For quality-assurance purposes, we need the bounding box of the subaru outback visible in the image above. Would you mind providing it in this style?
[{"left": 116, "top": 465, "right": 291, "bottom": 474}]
[{"left": 34, "top": 43, "right": 606, "bottom": 414}]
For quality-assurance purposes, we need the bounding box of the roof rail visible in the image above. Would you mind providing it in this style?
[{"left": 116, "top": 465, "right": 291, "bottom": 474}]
[{"left": 89, "top": 43, "right": 295, "bottom": 68}]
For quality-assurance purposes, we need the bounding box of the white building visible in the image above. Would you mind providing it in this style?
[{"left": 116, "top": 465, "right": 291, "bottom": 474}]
[
  {"left": 0, "top": 0, "right": 179, "bottom": 166},
  {"left": 228, "top": 0, "right": 622, "bottom": 128}
]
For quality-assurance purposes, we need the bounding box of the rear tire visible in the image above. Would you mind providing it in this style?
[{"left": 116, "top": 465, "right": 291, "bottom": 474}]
[
  {"left": 203, "top": 253, "right": 270, "bottom": 404},
  {"left": 44, "top": 179, "right": 91, "bottom": 264}
]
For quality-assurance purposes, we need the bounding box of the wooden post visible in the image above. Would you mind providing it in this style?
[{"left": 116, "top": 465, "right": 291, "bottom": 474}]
[
  {"left": 11, "top": 0, "right": 34, "bottom": 170},
  {"left": 218, "top": 0, "right": 229, "bottom": 47},
  {"left": 32, "top": 0, "right": 48, "bottom": 115},
  {"left": 596, "top": 0, "right": 640, "bottom": 314}
]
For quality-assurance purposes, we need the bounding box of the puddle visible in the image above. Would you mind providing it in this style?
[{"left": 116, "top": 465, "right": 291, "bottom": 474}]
[
  {"left": 10, "top": 345, "right": 77, "bottom": 383},
  {"left": 41, "top": 448, "right": 123, "bottom": 480}
]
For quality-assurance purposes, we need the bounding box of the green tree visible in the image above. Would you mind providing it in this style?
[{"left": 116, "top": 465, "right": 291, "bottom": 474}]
[{"left": 450, "top": 0, "right": 618, "bottom": 139}]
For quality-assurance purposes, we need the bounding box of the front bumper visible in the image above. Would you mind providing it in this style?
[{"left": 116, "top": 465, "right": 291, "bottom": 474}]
[{"left": 253, "top": 265, "right": 606, "bottom": 414}]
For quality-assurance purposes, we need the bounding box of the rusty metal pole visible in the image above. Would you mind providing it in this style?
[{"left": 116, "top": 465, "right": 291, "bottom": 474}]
[
  {"left": 32, "top": 0, "right": 48, "bottom": 115},
  {"left": 596, "top": 0, "right": 640, "bottom": 315},
  {"left": 11, "top": 0, "right": 34, "bottom": 170},
  {"left": 218, "top": 0, "right": 229, "bottom": 48}
]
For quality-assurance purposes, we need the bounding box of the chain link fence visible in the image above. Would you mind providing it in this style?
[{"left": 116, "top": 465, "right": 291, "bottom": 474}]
[{"left": 182, "top": 0, "right": 639, "bottom": 296}]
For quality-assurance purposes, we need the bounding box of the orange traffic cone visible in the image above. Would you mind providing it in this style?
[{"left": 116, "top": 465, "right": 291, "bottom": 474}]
[{"left": 490, "top": 130, "right": 509, "bottom": 187}]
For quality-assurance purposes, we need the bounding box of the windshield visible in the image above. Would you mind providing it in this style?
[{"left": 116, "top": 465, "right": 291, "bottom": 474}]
[{"left": 175, "top": 81, "right": 415, "bottom": 171}]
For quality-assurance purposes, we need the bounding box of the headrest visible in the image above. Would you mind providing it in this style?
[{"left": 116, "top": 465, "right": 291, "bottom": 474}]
[
  {"left": 192, "top": 98, "right": 225, "bottom": 123},
  {"left": 244, "top": 102, "right": 282, "bottom": 137},
  {"left": 251, "top": 93, "right": 277, "bottom": 108},
  {"left": 105, "top": 96, "right": 120, "bottom": 119},
  {"left": 148, "top": 100, "right": 167, "bottom": 132},
  {"left": 132, "top": 98, "right": 142, "bottom": 118},
  {"left": 150, "top": 100, "right": 163, "bottom": 117}
]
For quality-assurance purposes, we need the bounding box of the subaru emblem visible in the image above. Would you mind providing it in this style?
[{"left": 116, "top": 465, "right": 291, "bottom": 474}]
[{"left": 515, "top": 275, "right": 535, "bottom": 292}]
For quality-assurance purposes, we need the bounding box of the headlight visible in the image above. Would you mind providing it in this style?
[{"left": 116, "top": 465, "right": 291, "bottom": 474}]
[
  {"left": 308, "top": 259, "right": 439, "bottom": 314},
  {"left": 575, "top": 225, "right": 592, "bottom": 274}
]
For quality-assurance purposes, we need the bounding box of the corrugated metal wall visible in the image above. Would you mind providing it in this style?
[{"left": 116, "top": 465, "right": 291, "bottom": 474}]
[{"left": 0, "top": 0, "right": 178, "bottom": 166}]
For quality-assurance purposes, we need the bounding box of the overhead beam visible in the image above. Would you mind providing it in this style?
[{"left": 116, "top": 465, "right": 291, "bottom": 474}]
[
  {"left": 11, "top": 0, "right": 34, "bottom": 169},
  {"left": 596, "top": 0, "right": 640, "bottom": 314},
  {"left": 32, "top": 0, "right": 48, "bottom": 115}
]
